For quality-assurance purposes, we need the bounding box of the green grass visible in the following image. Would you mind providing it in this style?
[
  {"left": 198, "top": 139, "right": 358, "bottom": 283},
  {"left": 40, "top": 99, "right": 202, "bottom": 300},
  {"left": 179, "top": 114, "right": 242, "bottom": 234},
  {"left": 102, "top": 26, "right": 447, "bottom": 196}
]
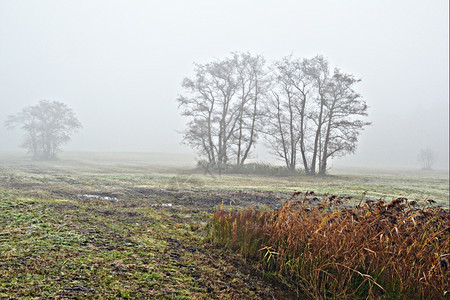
[
  {"left": 0, "top": 189, "right": 292, "bottom": 298},
  {"left": 3, "top": 168, "right": 448, "bottom": 206},
  {"left": 2, "top": 152, "right": 448, "bottom": 204}
]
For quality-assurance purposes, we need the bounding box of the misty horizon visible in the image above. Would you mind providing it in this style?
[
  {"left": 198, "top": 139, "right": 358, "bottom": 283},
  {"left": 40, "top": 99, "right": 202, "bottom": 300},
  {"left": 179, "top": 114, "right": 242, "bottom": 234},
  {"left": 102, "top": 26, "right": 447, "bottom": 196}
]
[{"left": 1, "top": 1, "right": 448, "bottom": 170}]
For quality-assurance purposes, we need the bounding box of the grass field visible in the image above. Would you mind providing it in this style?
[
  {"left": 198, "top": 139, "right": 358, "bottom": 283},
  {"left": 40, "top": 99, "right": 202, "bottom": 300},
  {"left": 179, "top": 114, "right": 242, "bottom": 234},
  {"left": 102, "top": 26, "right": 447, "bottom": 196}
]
[{"left": 0, "top": 152, "right": 448, "bottom": 298}]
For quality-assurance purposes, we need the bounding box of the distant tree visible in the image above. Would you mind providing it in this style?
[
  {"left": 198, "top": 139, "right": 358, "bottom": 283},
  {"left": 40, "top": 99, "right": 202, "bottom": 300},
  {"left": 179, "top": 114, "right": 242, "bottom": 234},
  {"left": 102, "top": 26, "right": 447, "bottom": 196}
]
[
  {"left": 418, "top": 148, "right": 436, "bottom": 170},
  {"left": 5, "top": 100, "right": 82, "bottom": 160}
]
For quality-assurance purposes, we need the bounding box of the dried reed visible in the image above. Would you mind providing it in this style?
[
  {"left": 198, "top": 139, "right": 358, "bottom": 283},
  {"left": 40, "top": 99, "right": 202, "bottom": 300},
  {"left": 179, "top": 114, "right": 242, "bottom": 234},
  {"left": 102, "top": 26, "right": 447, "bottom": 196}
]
[{"left": 211, "top": 193, "right": 449, "bottom": 299}]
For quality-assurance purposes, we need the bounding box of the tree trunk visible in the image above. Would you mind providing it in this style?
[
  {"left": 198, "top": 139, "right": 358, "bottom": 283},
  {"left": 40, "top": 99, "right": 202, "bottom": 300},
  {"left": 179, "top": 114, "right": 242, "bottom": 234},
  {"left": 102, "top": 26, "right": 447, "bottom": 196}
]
[
  {"left": 310, "top": 97, "right": 324, "bottom": 176},
  {"left": 298, "top": 94, "right": 310, "bottom": 175},
  {"left": 240, "top": 79, "right": 259, "bottom": 165},
  {"left": 275, "top": 95, "right": 290, "bottom": 169},
  {"left": 319, "top": 106, "right": 334, "bottom": 176}
]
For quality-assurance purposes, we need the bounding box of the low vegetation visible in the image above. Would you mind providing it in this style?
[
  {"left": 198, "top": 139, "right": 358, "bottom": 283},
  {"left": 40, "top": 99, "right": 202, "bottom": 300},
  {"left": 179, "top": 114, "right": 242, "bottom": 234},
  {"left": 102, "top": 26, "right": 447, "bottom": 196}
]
[
  {"left": 0, "top": 189, "right": 294, "bottom": 299},
  {"left": 0, "top": 155, "right": 448, "bottom": 298},
  {"left": 212, "top": 193, "right": 449, "bottom": 299},
  {"left": 196, "top": 161, "right": 304, "bottom": 176}
]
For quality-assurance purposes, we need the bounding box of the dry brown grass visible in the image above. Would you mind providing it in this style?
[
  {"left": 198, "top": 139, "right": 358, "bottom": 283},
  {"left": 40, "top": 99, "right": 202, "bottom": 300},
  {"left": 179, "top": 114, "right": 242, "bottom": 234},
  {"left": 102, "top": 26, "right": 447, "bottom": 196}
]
[{"left": 211, "top": 193, "right": 450, "bottom": 299}]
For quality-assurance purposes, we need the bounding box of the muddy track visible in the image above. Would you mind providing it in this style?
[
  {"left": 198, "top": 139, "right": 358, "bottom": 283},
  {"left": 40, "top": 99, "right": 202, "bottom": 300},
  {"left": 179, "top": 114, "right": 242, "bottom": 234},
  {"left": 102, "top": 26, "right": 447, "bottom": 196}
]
[
  {"left": 0, "top": 177, "right": 290, "bottom": 210},
  {"left": 0, "top": 175, "right": 303, "bottom": 298},
  {"left": 162, "top": 235, "right": 297, "bottom": 299},
  {"left": 123, "top": 187, "right": 289, "bottom": 209}
]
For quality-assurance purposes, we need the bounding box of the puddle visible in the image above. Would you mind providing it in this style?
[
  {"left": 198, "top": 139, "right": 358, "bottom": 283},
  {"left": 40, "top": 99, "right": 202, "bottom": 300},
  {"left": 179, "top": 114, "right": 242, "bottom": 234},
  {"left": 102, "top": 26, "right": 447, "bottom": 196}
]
[
  {"left": 79, "top": 194, "right": 118, "bottom": 201},
  {"left": 151, "top": 203, "right": 174, "bottom": 207}
]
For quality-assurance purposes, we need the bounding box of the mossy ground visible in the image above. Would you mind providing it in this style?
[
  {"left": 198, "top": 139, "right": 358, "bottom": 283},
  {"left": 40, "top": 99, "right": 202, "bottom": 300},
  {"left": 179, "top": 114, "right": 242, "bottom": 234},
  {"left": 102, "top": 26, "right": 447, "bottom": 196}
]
[{"left": 0, "top": 190, "right": 295, "bottom": 299}]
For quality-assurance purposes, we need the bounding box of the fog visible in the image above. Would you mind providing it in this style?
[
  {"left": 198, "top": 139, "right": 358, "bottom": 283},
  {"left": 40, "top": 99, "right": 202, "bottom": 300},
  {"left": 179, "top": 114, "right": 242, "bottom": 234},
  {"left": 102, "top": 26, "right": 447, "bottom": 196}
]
[{"left": 0, "top": 0, "right": 448, "bottom": 170}]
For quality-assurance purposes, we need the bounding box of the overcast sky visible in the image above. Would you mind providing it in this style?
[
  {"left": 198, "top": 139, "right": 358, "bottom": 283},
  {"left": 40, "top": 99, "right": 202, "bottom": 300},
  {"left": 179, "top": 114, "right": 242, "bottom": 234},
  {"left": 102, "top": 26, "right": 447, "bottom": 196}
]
[{"left": 0, "top": 0, "right": 448, "bottom": 169}]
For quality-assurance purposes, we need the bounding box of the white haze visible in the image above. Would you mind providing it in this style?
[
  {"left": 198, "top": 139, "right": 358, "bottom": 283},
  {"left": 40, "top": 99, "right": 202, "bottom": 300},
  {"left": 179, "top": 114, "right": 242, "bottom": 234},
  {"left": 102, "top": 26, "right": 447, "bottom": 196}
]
[{"left": 0, "top": 0, "right": 448, "bottom": 170}]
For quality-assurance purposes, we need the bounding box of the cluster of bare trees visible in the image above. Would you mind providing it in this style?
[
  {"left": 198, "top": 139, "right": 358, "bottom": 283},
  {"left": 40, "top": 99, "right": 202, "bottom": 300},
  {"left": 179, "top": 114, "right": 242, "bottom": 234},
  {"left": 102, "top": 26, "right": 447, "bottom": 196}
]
[
  {"left": 5, "top": 100, "right": 82, "bottom": 160},
  {"left": 178, "top": 52, "right": 371, "bottom": 175},
  {"left": 177, "top": 53, "right": 269, "bottom": 169},
  {"left": 265, "top": 55, "right": 371, "bottom": 175}
]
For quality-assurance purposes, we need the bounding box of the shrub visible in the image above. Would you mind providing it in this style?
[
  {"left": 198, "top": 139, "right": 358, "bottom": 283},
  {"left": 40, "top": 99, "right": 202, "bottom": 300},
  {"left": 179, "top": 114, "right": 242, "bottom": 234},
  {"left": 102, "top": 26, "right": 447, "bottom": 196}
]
[{"left": 196, "top": 161, "right": 304, "bottom": 176}]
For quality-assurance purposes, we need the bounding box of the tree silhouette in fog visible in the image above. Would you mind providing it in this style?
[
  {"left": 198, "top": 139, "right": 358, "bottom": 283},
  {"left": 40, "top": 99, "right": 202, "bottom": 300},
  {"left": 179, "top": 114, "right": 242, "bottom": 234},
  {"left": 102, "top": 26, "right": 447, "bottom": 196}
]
[
  {"left": 418, "top": 148, "right": 436, "bottom": 170},
  {"left": 5, "top": 100, "right": 82, "bottom": 160},
  {"left": 178, "top": 53, "right": 371, "bottom": 175}
]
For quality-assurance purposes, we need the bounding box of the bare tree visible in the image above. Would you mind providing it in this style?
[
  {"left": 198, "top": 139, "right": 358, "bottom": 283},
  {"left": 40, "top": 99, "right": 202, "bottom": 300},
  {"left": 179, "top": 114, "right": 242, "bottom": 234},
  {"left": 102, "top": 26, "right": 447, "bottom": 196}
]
[
  {"left": 305, "top": 55, "right": 330, "bottom": 176},
  {"left": 178, "top": 62, "right": 224, "bottom": 167},
  {"left": 178, "top": 53, "right": 267, "bottom": 171},
  {"left": 265, "top": 55, "right": 370, "bottom": 176},
  {"left": 264, "top": 91, "right": 299, "bottom": 171},
  {"left": 318, "top": 69, "right": 371, "bottom": 175},
  {"left": 418, "top": 148, "right": 436, "bottom": 170},
  {"left": 232, "top": 52, "right": 268, "bottom": 165},
  {"left": 178, "top": 53, "right": 370, "bottom": 176},
  {"left": 178, "top": 56, "right": 239, "bottom": 171},
  {"left": 5, "top": 100, "right": 82, "bottom": 160},
  {"left": 264, "top": 56, "right": 313, "bottom": 172},
  {"left": 282, "top": 56, "right": 315, "bottom": 174}
]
